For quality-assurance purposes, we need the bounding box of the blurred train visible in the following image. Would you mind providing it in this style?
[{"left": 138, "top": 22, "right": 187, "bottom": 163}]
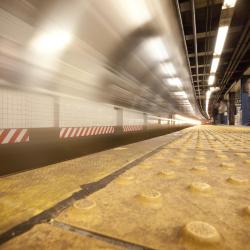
[{"left": 0, "top": 0, "right": 202, "bottom": 174}]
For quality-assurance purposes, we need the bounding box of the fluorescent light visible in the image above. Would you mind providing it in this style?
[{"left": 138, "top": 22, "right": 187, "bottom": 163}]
[
  {"left": 223, "top": 0, "right": 237, "bottom": 9},
  {"left": 210, "top": 58, "right": 220, "bottom": 73},
  {"left": 214, "top": 26, "right": 229, "bottom": 55},
  {"left": 208, "top": 75, "right": 215, "bottom": 86},
  {"left": 32, "top": 29, "right": 72, "bottom": 53},
  {"left": 209, "top": 86, "right": 220, "bottom": 92},
  {"left": 161, "top": 62, "right": 176, "bottom": 76},
  {"left": 165, "top": 78, "right": 182, "bottom": 86}
]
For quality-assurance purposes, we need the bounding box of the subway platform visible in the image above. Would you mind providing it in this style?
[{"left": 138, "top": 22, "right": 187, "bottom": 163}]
[{"left": 0, "top": 125, "right": 249, "bottom": 250}]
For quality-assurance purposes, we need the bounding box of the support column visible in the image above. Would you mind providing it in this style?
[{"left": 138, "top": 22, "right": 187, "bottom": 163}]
[
  {"left": 115, "top": 107, "right": 123, "bottom": 134},
  {"left": 228, "top": 92, "right": 235, "bottom": 125},
  {"left": 241, "top": 77, "right": 250, "bottom": 125}
]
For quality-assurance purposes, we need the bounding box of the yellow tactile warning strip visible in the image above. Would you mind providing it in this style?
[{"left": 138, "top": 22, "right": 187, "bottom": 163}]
[
  {"left": 0, "top": 224, "right": 123, "bottom": 250},
  {"left": 0, "top": 129, "right": 187, "bottom": 236},
  {"left": 167, "top": 126, "right": 249, "bottom": 152},
  {"left": 53, "top": 126, "right": 250, "bottom": 250}
]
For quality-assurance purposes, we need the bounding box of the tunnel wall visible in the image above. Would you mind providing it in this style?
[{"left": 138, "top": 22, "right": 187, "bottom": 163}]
[
  {"left": 0, "top": 125, "right": 188, "bottom": 176},
  {"left": 0, "top": 86, "right": 183, "bottom": 146},
  {"left": 0, "top": 86, "right": 190, "bottom": 176}
]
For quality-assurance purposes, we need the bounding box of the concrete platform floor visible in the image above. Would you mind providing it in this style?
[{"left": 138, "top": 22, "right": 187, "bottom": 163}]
[{"left": 0, "top": 126, "right": 249, "bottom": 249}]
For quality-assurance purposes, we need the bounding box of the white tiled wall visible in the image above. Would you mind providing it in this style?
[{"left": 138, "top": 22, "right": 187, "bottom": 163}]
[
  {"left": 0, "top": 88, "right": 173, "bottom": 129},
  {"left": 0, "top": 89, "right": 116, "bottom": 129},
  {"left": 0, "top": 88, "right": 54, "bottom": 128},
  {"left": 59, "top": 97, "right": 116, "bottom": 127},
  {"left": 123, "top": 109, "right": 144, "bottom": 125},
  {"left": 28, "top": 95, "right": 55, "bottom": 128}
]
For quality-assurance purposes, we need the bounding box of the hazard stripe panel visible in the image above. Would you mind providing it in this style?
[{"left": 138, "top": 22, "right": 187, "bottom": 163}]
[
  {"left": 59, "top": 126, "right": 115, "bottom": 139},
  {"left": 123, "top": 125, "right": 143, "bottom": 132},
  {"left": 0, "top": 128, "right": 29, "bottom": 144}
]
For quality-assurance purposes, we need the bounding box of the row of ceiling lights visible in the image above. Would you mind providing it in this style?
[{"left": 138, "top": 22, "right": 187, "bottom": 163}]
[{"left": 205, "top": 0, "right": 238, "bottom": 116}]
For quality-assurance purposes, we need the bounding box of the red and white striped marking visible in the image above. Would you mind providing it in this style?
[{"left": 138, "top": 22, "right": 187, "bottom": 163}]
[
  {"left": 123, "top": 125, "right": 143, "bottom": 132},
  {"left": 60, "top": 126, "right": 115, "bottom": 139},
  {"left": 0, "top": 128, "right": 29, "bottom": 144}
]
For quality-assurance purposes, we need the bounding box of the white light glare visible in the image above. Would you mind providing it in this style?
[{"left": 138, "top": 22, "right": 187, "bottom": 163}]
[
  {"left": 175, "top": 114, "right": 201, "bottom": 125},
  {"left": 118, "top": 0, "right": 152, "bottom": 27},
  {"left": 208, "top": 75, "right": 215, "bottom": 86},
  {"left": 210, "top": 58, "right": 220, "bottom": 73},
  {"left": 223, "top": 0, "right": 237, "bottom": 9},
  {"left": 166, "top": 78, "right": 182, "bottom": 87},
  {"left": 32, "top": 29, "right": 72, "bottom": 53},
  {"left": 161, "top": 62, "right": 176, "bottom": 76},
  {"left": 214, "top": 26, "right": 229, "bottom": 55},
  {"left": 209, "top": 86, "right": 220, "bottom": 92}
]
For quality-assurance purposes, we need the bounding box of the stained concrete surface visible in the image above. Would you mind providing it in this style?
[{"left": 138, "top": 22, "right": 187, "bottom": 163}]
[
  {"left": 0, "top": 129, "right": 187, "bottom": 236},
  {"left": 1, "top": 126, "right": 250, "bottom": 249}
]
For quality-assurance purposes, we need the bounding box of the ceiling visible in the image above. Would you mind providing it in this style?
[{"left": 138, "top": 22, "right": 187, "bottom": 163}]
[{"left": 177, "top": 0, "right": 250, "bottom": 117}]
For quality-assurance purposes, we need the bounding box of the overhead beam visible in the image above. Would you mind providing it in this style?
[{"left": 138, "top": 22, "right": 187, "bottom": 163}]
[
  {"left": 191, "top": 64, "right": 210, "bottom": 68},
  {"left": 194, "top": 84, "right": 210, "bottom": 87},
  {"left": 185, "top": 26, "right": 242, "bottom": 40},
  {"left": 190, "top": 62, "right": 228, "bottom": 68},
  {"left": 193, "top": 80, "right": 221, "bottom": 83},
  {"left": 186, "top": 30, "right": 217, "bottom": 40},
  {"left": 188, "top": 48, "right": 233, "bottom": 57},
  {"left": 189, "top": 51, "right": 213, "bottom": 57},
  {"left": 180, "top": 0, "right": 223, "bottom": 12},
  {"left": 192, "top": 73, "right": 210, "bottom": 76},
  {"left": 196, "top": 95, "right": 206, "bottom": 99},
  {"left": 190, "top": 0, "right": 201, "bottom": 106},
  {"left": 191, "top": 73, "right": 208, "bottom": 78}
]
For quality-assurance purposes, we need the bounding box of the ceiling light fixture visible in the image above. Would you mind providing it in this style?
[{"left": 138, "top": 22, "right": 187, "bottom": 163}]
[
  {"left": 214, "top": 26, "right": 229, "bottom": 56},
  {"left": 209, "top": 86, "right": 220, "bottom": 92},
  {"left": 208, "top": 75, "right": 215, "bottom": 86},
  {"left": 210, "top": 58, "right": 220, "bottom": 73},
  {"left": 223, "top": 0, "right": 237, "bottom": 9}
]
